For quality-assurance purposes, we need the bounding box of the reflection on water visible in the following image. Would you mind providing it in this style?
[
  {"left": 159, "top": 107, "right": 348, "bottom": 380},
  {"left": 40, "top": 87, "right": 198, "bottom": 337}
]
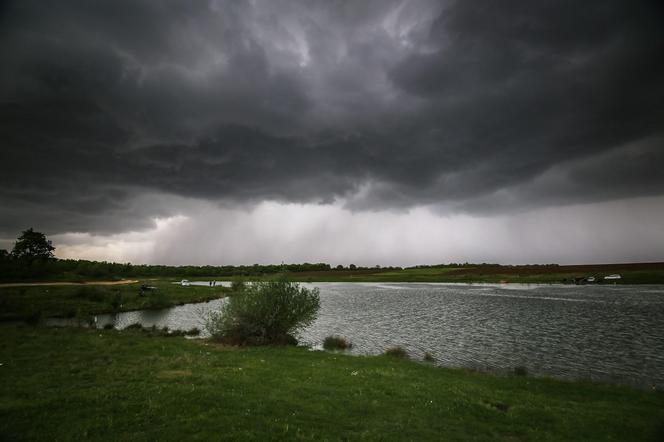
[{"left": 51, "top": 282, "right": 664, "bottom": 388}]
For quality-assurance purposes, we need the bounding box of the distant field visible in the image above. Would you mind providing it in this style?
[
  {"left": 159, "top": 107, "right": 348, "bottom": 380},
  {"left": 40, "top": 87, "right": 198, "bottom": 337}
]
[{"left": 285, "top": 262, "right": 664, "bottom": 284}]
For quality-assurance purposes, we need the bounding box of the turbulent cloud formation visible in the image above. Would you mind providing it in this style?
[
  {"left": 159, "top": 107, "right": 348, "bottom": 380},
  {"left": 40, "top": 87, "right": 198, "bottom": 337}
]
[
  {"left": 48, "top": 197, "right": 664, "bottom": 266},
  {"left": 1, "top": 1, "right": 663, "bottom": 262}
]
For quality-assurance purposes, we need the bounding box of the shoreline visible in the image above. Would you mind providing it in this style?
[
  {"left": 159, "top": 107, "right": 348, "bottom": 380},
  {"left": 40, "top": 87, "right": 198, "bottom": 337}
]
[
  {"left": 1, "top": 278, "right": 662, "bottom": 286},
  {"left": 0, "top": 279, "right": 139, "bottom": 288}
]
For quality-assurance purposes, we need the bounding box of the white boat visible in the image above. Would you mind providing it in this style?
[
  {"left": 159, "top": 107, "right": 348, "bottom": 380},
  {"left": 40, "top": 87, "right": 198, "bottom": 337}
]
[{"left": 604, "top": 274, "right": 621, "bottom": 280}]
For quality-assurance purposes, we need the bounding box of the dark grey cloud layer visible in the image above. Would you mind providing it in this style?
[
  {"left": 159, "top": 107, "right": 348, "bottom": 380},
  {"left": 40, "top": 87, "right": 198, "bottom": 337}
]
[{"left": 1, "top": 0, "right": 663, "bottom": 235}]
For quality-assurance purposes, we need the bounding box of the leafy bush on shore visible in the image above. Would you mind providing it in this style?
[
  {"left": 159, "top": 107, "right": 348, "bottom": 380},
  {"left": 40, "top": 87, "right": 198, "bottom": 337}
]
[
  {"left": 323, "top": 335, "right": 352, "bottom": 350},
  {"left": 513, "top": 365, "right": 528, "bottom": 376},
  {"left": 230, "top": 278, "right": 246, "bottom": 292},
  {"left": 384, "top": 346, "right": 409, "bottom": 359},
  {"left": 205, "top": 276, "right": 320, "bottom": 345}
]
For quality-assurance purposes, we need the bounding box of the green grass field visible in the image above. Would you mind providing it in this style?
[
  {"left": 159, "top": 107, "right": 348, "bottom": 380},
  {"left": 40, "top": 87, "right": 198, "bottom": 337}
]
[
  {"left": 1, "top": 325, "right": 662, "bottom": 441},
  {"left": 0, "top": 280, "right": 229, "bottom": 322},
  {"left": 284, "top": 264, "right": 664, "bottom": 284}
]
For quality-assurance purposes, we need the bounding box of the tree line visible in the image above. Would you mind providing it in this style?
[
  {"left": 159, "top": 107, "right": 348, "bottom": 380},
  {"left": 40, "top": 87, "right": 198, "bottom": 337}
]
[{"left": 0, "top": 228, "right": 395, "bottom": 281}]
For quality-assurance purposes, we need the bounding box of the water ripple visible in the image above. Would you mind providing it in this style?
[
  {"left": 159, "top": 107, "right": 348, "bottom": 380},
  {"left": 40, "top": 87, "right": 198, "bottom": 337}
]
[{"left": 67, "top": 282, "right": 664, "bottom": 389}]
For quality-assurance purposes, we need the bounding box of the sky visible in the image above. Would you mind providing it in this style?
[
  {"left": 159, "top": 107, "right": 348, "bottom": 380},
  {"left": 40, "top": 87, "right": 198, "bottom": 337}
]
[{"left": 1, "top": 0, "right": 663, "bottom": 266}]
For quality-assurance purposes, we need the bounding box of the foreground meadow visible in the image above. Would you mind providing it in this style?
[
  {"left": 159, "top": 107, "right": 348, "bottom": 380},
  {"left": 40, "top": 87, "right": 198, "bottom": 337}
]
[{"left": 1, "top": 325, "right": 663, "bottom": 441}]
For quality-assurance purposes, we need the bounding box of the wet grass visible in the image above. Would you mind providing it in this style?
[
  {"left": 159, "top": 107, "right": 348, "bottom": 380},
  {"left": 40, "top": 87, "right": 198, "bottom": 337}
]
[
  {"left": 0, "top": 280, "right": 230, "bottom": 322},
  {"left": 1, "top": 324, "right": 663, "bottom": 441}
]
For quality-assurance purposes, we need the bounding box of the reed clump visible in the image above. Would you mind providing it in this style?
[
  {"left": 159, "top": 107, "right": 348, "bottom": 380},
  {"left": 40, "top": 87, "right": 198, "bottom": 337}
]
[
  {"left": 323, "top": 335, "right": 352, "bottom": 350},
  {"left": 384, "top": 346, "right": 409, "bottom": 359}
]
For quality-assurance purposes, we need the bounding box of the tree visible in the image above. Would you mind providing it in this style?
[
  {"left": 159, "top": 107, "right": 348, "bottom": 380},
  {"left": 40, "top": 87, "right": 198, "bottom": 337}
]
[
  {"left": 349, "top": 263, "right": 357, "bottom": 270},
  {"left": 11, "top": 228, "right": 55, "bottom": 260}
]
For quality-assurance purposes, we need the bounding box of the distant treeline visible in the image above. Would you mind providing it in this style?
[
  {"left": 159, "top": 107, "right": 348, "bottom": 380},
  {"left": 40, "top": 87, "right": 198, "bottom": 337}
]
[
  {"left": 407, "top": 263, "right": 560, "bottom": 269},
  {"left": 0, "top": 253, "right": 399, "bottom": 282}
]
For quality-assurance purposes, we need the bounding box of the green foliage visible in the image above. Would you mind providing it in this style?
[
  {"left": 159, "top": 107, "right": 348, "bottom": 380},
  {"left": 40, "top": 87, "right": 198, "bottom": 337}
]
[
  {"left": 146, "top": 289, "right": 169, "bottom": 309},
  {"left": 109, "top": 291, "right": 123, "bottom": 312},
  {"left": 513, "top": 365, "right": 528, "bottom": 376},
  {"left": 323, "top": 335, "right": 352, "bottom": 350},
  {"left": 186, "top": 327, "right": 201, "bottom": 336},
  {"left": 3, "top": 325, "right": 664, "bottom": 441},
  {"left": 384, "top": 346, "right": 409, "bottom": 359},
  {"left": 10, "top": 228, "right": 55, "bottom": 261},
  {"left": 125, "top": 323, "right": 143, "bottom": 330},
  {"left": 206, "top": 276, "right": 320, "bottom": 345},
  {"left": 0, "top": 280, "right": 230, "bottom": 321},
  {"left": 230, "top": 277, "right": 246, "bottom": 292}
]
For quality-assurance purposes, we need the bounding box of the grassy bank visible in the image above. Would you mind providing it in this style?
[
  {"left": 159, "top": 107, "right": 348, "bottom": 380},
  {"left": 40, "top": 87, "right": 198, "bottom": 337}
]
[
  {"left": 5, "top": 262, "right": 664, "bottom": 285},
  {"left": 285, "top": 263, "right": 664, "bottom": 284},
  {"left": 0, "top": 280, "right": 229, "bottom": 322},
  {"left": 1, "top": 325, "right": 662, "bottom": 441}
]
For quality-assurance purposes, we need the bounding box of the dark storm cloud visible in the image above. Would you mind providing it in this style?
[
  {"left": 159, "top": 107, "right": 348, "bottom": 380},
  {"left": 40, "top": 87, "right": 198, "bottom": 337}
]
[{"left": 1, "top": 0, "right": 663, "bottom": 235}]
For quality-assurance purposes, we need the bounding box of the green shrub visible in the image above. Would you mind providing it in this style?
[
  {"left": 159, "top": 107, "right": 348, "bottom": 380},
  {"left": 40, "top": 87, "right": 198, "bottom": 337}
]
[
  {"left": 513, "top": 365, "right": 528, "bottom": 376},
  {"left": 146, "top": 290, "right": 169, "bottom": 309},
  {"left": 205, "top": 276, "right": 320, "bottom": 345},
  {"left": 186, "top": 327, "right": 201, "bottom": 336},
  {"left": 230, "top": 278, "right": 246, "bottom": 292},
  {"left": 124, "top": 323, "right": 143, "bottom": 330},
  {"left": 384, "top": 346, "right": 409, "bottom": 359},
  {"left": 109, "top": 291, "right": 123, "bottom": 312},
  {"left": 323, "top": 335, "right": 352, "bottom": 350},
  {"left": 74, "top": 308, "right": 92, "bottom": 327}
]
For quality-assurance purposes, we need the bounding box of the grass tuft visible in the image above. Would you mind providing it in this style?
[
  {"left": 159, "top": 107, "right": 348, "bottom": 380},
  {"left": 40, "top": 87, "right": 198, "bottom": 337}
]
[
  {"left": 124, "top": 322, "right": 143, "bottom": 330},
  {"left": 323, "top": 335, "right": 352, "bottom": 350},
  {"left": 513, "top": 365, "right": 528, "bottom": 376},
  {"left": 384, "top": 346, "right": 409, "bottom": 359},
  {"left": 186, "top": 327, "right": 201, "bottom": 336}
]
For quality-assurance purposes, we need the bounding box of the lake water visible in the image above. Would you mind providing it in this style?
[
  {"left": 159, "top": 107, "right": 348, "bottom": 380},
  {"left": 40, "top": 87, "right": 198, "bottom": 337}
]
[{"left": 71, "top": 282, "right": 664, "bottom": 388}]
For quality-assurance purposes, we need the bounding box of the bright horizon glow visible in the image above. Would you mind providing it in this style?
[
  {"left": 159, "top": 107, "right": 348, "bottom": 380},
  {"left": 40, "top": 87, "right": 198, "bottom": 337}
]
[{"left": 39, "top": 196, "right": 664, "bottom": 266}]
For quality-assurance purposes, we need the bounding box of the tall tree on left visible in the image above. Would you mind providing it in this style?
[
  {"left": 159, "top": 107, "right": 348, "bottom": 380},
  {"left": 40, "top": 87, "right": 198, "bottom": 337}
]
[{"left": 11, "top": 228, "right": 55, "bottom": 260}]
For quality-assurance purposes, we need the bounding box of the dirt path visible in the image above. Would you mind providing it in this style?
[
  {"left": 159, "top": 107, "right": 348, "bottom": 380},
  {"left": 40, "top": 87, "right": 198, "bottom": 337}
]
[{"left": 0, "top": 280, "right": 139, "bottom": 288}]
